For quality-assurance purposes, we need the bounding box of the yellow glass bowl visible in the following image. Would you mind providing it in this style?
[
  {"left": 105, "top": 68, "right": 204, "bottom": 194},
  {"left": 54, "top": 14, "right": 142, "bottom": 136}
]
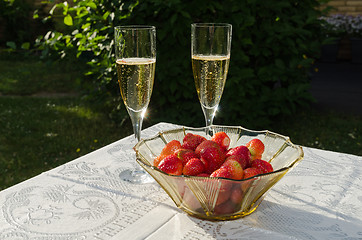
[{"left": 134, "top": 125, "right": 304, "bottom": 221}]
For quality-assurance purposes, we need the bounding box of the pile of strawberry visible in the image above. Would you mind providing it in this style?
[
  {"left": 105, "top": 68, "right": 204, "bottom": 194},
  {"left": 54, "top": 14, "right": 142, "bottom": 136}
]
[{"left": 153, "top": 131, "right": 273, "bottom": 180}]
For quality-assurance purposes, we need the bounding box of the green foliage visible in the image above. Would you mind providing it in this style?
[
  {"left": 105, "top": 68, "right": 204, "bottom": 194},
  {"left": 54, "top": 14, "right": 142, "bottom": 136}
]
[
  {"left": 35, "top": 0, "right": 139, "bottom": 122},
  {"left": 36, "top": 0, "right": 324, "bottom": 128},
  {"left": 0, "top": 0, "right": 31, "bottom": 46}
]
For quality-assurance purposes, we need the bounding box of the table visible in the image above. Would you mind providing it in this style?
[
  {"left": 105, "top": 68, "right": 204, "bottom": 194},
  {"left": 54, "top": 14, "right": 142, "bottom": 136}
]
[{"left": 1, "top": 122, "right": 361, "bottom": 240}]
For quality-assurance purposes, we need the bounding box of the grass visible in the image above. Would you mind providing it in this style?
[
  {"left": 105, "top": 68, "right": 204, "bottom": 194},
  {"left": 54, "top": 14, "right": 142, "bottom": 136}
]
[
  {"left": 269, "top": 109, "right": 361, "bottom": 156},
  {"left": 0, "top": 54, "right": 80, "bottom": 95},
  {"left": 0, "top": 52, "right": 361, "bottom": 190},
  {"left": 0, "top": 53, "right": 133, "bottom": 190}
]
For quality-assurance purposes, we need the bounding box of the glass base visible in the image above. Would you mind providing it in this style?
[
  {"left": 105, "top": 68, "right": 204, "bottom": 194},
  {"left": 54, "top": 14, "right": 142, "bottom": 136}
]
[{"left": 119, "top": 169, "right": 154, "bottom": 184}]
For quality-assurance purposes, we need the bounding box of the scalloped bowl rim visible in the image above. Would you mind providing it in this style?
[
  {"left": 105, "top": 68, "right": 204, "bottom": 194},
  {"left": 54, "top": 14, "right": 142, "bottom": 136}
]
[{"left": 134, "top": 124, "right": 304, "bottom": 182}]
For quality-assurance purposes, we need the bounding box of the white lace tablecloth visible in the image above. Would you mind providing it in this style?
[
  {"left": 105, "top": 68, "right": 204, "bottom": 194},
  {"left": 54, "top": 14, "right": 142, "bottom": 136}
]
[{"left": 1, "top": 122, "right": 361, "bottom": 240}]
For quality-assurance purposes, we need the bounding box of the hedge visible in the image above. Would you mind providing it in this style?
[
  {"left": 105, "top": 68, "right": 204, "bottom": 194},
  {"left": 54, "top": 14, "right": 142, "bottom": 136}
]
[{"left": 35, "top": 0, "right": 326, "bottom": 128}]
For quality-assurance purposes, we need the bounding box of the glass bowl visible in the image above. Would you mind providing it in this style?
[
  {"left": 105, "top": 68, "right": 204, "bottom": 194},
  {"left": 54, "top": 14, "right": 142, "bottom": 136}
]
[{"left": 134, "top": 125, "right": 304, "bottom": 221}]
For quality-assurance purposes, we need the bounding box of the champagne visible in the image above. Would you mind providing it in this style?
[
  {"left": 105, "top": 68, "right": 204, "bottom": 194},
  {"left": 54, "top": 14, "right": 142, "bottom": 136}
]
[
  {"left": 192, "top": 55, "right": 230, "bottom": 108},
  {"left": 116, "top": 58, "right": 156, "bottom": 112}
]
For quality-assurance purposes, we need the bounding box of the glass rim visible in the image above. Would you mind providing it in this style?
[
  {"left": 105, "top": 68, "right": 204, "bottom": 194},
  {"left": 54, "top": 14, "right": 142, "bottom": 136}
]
[
  {"left": 115, "top": 25, "right": 156, "bottom": 30},
  {"left": 191, "top": 23, "right": 232, "bottom": 28}
]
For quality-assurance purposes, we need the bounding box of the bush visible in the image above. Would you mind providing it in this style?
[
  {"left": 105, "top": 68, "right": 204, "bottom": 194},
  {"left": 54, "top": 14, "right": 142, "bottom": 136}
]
[
  {"left": 0, "top": 0, "right": 31, "bottom": 47},
  {"left": 0, "top": 0, "right": 50, "bottom": 50},
  {"left": 35, "top": 0, "right": 325, "bottom": 128}
]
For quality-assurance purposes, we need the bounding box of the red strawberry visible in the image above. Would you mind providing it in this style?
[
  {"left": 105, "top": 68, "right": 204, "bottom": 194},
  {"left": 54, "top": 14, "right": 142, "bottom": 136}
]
[
  {"left": 230, "top": 186, "right": 244, "bottom": 205},
  {"left": 225, "top": 146, "right": 251, "bottom": 168},
  {"left": 243, "top": 167, "right": 262, "bottom": 179},
  {"left": 158, "top": 155, "right": 183, "bottom": 175},
  {"left": 195, "top": 140, "right": 221, "bottom": 156},
  {"left": 214, "top": 200, "right": 236, "bottom": 215},
  {"left": 174, "top": 148, "right": 198, "bottom": 165},
  {"left": 176, "top": 180, "right": 186, "bottom": 198},
  {"left": 197, "top": 173, "right": 210, "bottom": 177},
  {"left": 246, "top": 139, "right": 265, "bottom": 161},
  {"left": 211, "top": 132, "right": 230, "bottom": 152},
  {"left": 251, "top": 159, "right": 273, "bottom": 174},
  {"left": 210, "top": 167, "right": 232, "bottom": 179},
  {"left": 182, "top": 187, "right": 202, "bottom": 211},
  {"left": 210, "top": 167, "right": 233, "bottom": 191},
  {"left": 252, "top": 153, "right": 262, "bottom": 161},
  {"left": 153, "top": 154, "right": 167, "bottom": 167},
  {"left": 220, "top": 158, "right": 244, "bottom": 180},
  {"left": 160, "top": 140, "right": 182, "bottom": 156},
  {"left": 215, "top": 188, "right": 231, "bottom": 205},
  {"left": 183, "top": 158, "right": 205, "bottom": 176},
  {"left": 225, "top": 155, "right": 248, "bottom": 170},
  {"left": 181, "top": 133, "right": 206, "bottom": 151},
  {"left": 200, "top": 146, "right": 226, "bottom": 174}
]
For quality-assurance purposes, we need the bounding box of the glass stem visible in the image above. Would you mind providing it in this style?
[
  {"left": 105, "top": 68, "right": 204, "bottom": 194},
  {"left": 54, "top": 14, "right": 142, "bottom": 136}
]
[
  {"left": 127, "top": 108, "right": 146, "bottom": 142},
  {"left": 202, "top": 105, "right": 217, "bottom": 127},
  {"left": 119, "top": 107, "right": 154, "bottom": 184},
  {"left": 127, "top": 107, "right": 147, "bottom": 173},
  {"left": 202, "top": 105, "right": 217, "bottom": 136}
]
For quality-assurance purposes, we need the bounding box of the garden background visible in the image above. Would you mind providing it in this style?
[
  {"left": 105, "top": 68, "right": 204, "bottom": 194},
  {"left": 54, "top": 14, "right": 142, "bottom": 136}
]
[{"left": 0, "top": 0, "right": 361, "bottom": 190}]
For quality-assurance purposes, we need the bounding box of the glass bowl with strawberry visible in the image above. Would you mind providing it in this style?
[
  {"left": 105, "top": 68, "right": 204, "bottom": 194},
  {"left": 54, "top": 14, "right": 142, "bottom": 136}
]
[{"left": 134, "top": 125, "right": 304, "bottom": 221}]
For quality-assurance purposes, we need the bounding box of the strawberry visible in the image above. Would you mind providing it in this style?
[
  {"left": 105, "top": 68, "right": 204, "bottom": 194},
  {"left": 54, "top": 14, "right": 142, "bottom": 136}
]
[
  {"left": 230, "top": 186, "right": 244, "bottom": 205},
  {"left": 160, "top": 140, "right": 182, "bottom": 156},
  {"left": 197, "top": 173, "right": 210, "bottom": 177},
  {"left": 174, "top": 148, "right": 198, "bottom": 165},
  {"left": 243, "top": 167, "right": 262, "bottom": 179},
  {"left": 183, "top": 158, "right": 205, "bottom": 176},
  {"left": 215, "top": 188, "right": 231, "bottom": 205},
  {"left": 182, "top": 187, "right": 202, "bottom": 210},
  {"left": 181, "top": 133, "right": 206, "bottom": 151},
  {"left": 220, "top": 158, "right": 244, "bottom": 180},
  {"left": 195, "top": 140, "right": 221, "bottom": 156},
  {"left": 252, "top": 153, "right": 262, "bottom": 161},
  {"left": 176, "top": 180, "right": 187, "bottom": 198},
  {"left": 153, "top": 154, "right": 167, "bottom": 167},
  {"left": 225, "top": 146, "right": 251, "bottom": 168},
  {"left": 246, "top": 138, "right": 265, "bottom": 161},
  {"left": 251, "top": 159, "right": 273, "bottom": 174},
  {"left": 225, "top": 155, "right": 248, "bottom": 170},
  {"left": 210, "top": 167, "right": 233, "bottom": 191},
  {"left": 211, "top": 132, "right": 230, "bottom": 152},
  {"left": 214, "top": 200, "right": 236, "bottom": 215},
  {"left": 210, "top": 167, "right": 232, "bottom": 179},
  {"left": 200, "top": 146, "right": 226, "bottom": 174},
  {"left": 157, "top": 155, "right": 183, "bottom": 175}
]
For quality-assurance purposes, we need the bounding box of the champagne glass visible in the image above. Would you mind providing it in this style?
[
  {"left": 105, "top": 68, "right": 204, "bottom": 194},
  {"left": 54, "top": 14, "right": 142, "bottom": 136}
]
[
  {"left": 191, "top": 23, "right": 232, "bottom": 130},
  {"left": 114, "top": 25, "right": 156, "bottom": 184}
]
